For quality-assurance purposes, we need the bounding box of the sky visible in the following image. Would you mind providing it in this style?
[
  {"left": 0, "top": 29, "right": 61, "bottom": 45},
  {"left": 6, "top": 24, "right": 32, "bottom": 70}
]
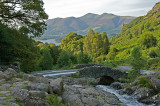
[{"left": 43, "top": 0, "right": 160, "bottom": 19}]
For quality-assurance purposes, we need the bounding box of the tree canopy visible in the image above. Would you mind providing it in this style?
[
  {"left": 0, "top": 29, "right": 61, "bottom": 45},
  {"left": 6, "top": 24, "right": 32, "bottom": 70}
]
[{"left": 0, "top": 0, "right": 48, "bottom": 37}]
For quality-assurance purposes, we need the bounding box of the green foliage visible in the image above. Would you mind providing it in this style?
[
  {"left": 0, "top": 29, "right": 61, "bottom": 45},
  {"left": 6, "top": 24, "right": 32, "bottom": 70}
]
[
  {"left": 39, "top": 47, "right": 53, "bottom": 70},
  {"left": 60, "top": 32, "right": 84, "bottom": 54},
  {"left": 127, "top": 70, "right": 140, "bottom": 82},
  {"left": 83, "top": 30, "right": 110, "bottom": 58},
  {"left": 49, "top": 43, "right": 60, "bottom": 65},
  {"left": 57, "top": 51, "right": 72, "bottom": 67},
  {"left": 0, "top": 0, "right": 48, "bottom": 37},
  {"left": 130, "top": 47, "right": 146, "bottom": 70},
  {"left": 46, "top": 95, "right": 66, "bottom": 106},
  {"left": 139, "top": 33, "right": 157, "bottom": 49},
  {"left": 77, "top": 53, "right": 92, "bottom": 64},
  {"left": 138, "top": 77, "right": 153, "bottom": 89},
  {"left": 0, "top": 23, "right": 15, "bottom": 65},
  {"left": 149, "top": 48, "right": 158, "bottom": 58},
  {"left": 106, "top": 47, "right": 118, "bottom": 60}
]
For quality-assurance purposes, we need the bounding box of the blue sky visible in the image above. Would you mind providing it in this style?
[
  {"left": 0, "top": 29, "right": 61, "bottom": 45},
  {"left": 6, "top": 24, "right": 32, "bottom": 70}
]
[{"left": 43, "top": 0, "right": 160, "bottom": 19}]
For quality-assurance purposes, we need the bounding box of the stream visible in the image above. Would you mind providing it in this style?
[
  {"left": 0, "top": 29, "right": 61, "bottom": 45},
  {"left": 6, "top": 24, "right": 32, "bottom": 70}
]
[{"left": 97, "top": 85, "right": 154, "bottom": 106}]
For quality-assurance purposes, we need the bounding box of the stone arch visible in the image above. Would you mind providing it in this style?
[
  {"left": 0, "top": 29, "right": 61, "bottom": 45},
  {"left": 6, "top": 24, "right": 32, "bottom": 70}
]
[{"left": 98, "top": 76, "right": 115, "bottom": 85}]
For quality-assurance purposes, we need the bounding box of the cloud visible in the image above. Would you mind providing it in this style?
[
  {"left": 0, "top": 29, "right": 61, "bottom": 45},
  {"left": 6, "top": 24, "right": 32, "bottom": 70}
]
[{"left": 43, "top": 0, "right": 159, "bottom": 19}]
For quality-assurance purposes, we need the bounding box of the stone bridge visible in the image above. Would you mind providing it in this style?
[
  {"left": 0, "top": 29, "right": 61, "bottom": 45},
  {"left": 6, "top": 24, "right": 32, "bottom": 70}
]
[{"left": 77, "top": 66, "right": 127, "bottom": 84}]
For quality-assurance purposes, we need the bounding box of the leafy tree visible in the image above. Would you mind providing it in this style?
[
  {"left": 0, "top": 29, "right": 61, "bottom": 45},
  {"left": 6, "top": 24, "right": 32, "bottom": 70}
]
[
  {"left": 139, "top": 33, "right": 157, "bottom": 48},
  {"left": 13, "top": 33, "right": 41, "bottom": 73},
  {"left": 57, "top": 51, "right": 72, "bottom": 67},
  {"left": 49, "top": 43, "right": 60, "bottom": 65},
  {"left": 83, "top": 30, "right": 110, "bottom": 58},
  {"left": 0, "top": 0, "right": 48, "bottom": 37},
  {"left": 130, "top": 47, "right": 145, "bottom": 70},
  {"left": 107, "top": 47, "right": 118, "bottom": 60},
  {"left": 77, "top": 53, "right": 92, "bottom": 64},
  {"left": 39, "top": 47, "right": 53, "bottom": 70},
  {"left": 60, "top": 32, "right": 83, "bottom": 54},
  {"left": 88, "top": 29, "right": 95, "bottom": 37},
  {"left": 0, "top": 23, "right": 15, "bottom": 64}
]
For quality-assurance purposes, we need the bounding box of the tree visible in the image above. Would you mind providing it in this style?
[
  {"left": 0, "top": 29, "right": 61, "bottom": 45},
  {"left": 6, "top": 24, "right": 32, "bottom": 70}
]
[
  {"left": 0, "top": 23, "right": 15, "bottom": 64},
  {"left": 0, "top": 0, "right": 48, "bottom": 37},
  {"left": 57, "top": 51, "right": 71, "bottom": 67},
  {"left": 130, "top": 47, "right": 145, "bottom": 70},
  {"left": 39, "top": 47, "right": 53, "bottom": 70},
  {"left": 139, "top": 33, "right": 157, "bottom": 48},
  {"left": 107, "top": 47, "right": 118, "bottom": 60}
]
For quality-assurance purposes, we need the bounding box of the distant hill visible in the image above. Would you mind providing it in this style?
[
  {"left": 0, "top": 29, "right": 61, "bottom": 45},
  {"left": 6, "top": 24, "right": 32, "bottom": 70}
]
[{"left": 42, "top": 13, "right": 135, "bottom": 39}]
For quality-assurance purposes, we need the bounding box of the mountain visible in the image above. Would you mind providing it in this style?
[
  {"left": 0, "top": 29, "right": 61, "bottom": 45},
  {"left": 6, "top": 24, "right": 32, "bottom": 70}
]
[
  {"left": 109, "top": 2, "right": 160, "bottom": 59},
  {"left": 110, "top": 2, "right": 160, "bottom": 45},
  {"left": 42, "top": 13, "right": 135, "bottom": 39}
]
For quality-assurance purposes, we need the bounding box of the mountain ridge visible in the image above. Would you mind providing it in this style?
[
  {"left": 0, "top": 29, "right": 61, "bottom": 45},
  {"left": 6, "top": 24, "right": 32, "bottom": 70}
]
[{"left": 43, "top": 13, "right": 135, "bottom": 38}]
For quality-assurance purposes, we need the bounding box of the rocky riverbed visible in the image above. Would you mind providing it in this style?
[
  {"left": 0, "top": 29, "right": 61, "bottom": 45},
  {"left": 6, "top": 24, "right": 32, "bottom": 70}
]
[
  {"left": 0, "top": 65, "right": 160, "bottom": 106},
  {"left": 0, "top": 68, "right": 124, "bottom": 106}
]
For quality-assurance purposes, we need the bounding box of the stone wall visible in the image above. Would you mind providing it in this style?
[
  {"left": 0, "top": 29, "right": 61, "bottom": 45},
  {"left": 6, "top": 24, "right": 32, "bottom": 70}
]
[
  {"left": 77, "top": 66, "right": 127, "bottom": 81},
  {"left": 0, "top": 62, "right": 20, "bottom": 73},
  {"left": 74, "top": 64, "right": 104, "bottom": 69}
]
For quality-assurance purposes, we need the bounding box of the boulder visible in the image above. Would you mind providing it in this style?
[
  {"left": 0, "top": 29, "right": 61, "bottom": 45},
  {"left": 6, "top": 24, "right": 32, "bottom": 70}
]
[
  {"left": 62, "top": 84, "right": 123, "bottom": 106},
  {"left": 3, "top": 68, "right": 17, "bottom": 80},
  {"left": 27, "top": 83, "right": 49, "bottom": 92},
  {"left": 50, "top": 78, "right": 63, "bottom": 95},
  {"left": 28, "top": 75, "right": 50, "bottom": 84},
  {"left": 13, "top": 89, "right": 29, "bottom": 101},
  {"left": 133, "top": 87, "right": 154, "bottom": 100},
  {"left": 110, "top": 82, "right": 124, "bottom": 90},
  {"left": 150, "top": 78, "right": 160, "bottom": 90},
  {"left": 29, "top": 90, "right": 47, "bottom": 99}
]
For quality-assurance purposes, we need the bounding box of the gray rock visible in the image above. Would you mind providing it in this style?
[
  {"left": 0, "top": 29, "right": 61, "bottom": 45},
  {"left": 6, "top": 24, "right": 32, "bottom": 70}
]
[
  {"left": 62, "top": 84, "right": 123, "bottom": 106},
  {"left": 13, "top": 89, "right": 29, "bottom": 101},
  {"left": 28, "top": 75, "right": 50, "bottom": 84},
  {"left": 133, "top": 87, "right": 154, "bottom": 100},
  {"left": 0, "top": 84, "right": 11, "bottom": 91},
  {"left": 50, "top": 78, "right": 63, "bottom": 95},
  {"left": 27, "top": 83, "right": 49, "bottom": 92},
  {"left": 2, "top": 68, "right": 17, "bottom": 80},
  {"left": 110, "top": 82, "right": 124, "bottom": 90},
  {"left": 150, "top": 78, "right": 160, "bottom": 90},
  {"left": 29, "top": 91, "right": 47, "bottom": 99}
]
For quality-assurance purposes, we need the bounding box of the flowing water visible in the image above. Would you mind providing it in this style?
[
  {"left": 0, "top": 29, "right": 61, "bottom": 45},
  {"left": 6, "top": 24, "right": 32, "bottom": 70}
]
[{"left": 97, "top": 85, "right": 155, "bottom": 106}]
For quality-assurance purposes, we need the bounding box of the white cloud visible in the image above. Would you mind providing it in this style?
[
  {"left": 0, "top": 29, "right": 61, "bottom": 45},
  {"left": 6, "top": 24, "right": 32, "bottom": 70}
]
[{"left": 43, "top": 0, "right": 160, "bottom": 19}]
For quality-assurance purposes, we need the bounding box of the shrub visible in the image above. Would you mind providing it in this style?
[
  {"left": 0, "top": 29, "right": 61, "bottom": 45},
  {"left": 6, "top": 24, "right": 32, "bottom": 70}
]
[
  {"left": 57, "top": 51, "right": 72, "bottom": 67},
  {"left": 130, "top": 46, "right": 146, "bottom": 70},
  {"left": 127, "top": 70, "right": 140, "bottom": 82},
  {"left": 138, "top": 77, "right": 153, "bottom": 89},
  {"left": 46, "top": 95, "right": 66, "bottom": 106}
]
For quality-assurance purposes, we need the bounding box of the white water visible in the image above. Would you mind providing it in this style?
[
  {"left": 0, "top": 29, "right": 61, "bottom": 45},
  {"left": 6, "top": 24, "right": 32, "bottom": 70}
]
[{"left": 97, "top": 85, "right": 154, "bottom": 106}]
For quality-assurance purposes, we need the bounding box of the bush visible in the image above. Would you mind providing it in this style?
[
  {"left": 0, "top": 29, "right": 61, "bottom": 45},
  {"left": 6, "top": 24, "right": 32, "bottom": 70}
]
[
  {"left": 57, "top": 51, "right": 72, "bottom": 67},
  {"left": 130, "top": 47, "right": 146, "bottom": 70},
  {"left": 138, "top": 76, "right": 153, "bottom": 89},
  {"left": 46, "top": 95, "right": 66, "bottom": 106},
  {"left": 149, "top": 48, "right": 158, "bottom": 58},
  {"left": 127, "top": 70, "right": 140, "bottom": 82},
  {"left": 138, "top": 33, "right": 157, "bottom": 49},
  {"left": 77, "top": 53, "right": 92, "bottom": 64}
]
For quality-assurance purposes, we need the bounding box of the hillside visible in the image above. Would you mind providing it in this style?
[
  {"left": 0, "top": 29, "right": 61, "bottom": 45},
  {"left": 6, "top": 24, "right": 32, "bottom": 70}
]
[
  {"left": 42, "top": 13, "right": 135, "bottom": 39},
  {"left": 109, "top": 2, "right": 160, "bottom": 60}
]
